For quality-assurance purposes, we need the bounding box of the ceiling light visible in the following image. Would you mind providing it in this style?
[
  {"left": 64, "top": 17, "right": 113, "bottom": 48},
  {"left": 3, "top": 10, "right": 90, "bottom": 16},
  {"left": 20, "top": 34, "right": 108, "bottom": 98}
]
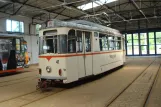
[
  {"left": 77, "top": 2, "right": 99, "bottom": 10},
  {"left": 77, "top": 0, "right": 117, "bottom": 10},
  {"left": 99, "top": 0, "right": 117, "bottom": 4}
]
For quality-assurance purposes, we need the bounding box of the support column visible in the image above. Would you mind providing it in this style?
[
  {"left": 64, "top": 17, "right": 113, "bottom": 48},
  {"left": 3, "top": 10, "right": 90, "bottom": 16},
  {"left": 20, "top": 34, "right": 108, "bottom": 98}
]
[
  {"left": 125, "top": 22, "right": 127, "bottom": 56},
  {"left": 138, "top": 20, "right": 141, "bottom": 56},
  {"left": 146, "top": 20, "right": 149, "bottom": 55}
]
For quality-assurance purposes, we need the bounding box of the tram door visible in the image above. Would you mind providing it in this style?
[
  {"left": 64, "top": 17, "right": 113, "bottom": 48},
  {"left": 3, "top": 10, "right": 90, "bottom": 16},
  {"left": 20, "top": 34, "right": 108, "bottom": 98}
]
[
  {"left": 77, "top": 31, "right": 93, "bottom": 78},
  {"left": 83, "top": 32, "right": 93, "bottom": 76},
  {"left": 77, "top": 31, "right": 85, "bottom": 78}
]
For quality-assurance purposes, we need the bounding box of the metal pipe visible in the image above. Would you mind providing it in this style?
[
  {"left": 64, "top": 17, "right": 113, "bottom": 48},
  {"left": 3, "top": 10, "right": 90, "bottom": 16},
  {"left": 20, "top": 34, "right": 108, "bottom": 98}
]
[{"left": 107, "top": 16, "right": 161, "bottom": 24}]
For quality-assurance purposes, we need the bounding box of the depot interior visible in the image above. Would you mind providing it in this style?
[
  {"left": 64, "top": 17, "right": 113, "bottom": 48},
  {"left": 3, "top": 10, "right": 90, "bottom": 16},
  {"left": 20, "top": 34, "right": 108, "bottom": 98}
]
[{"left": 0, "top": 0, "right": 161, "bottom": 65}]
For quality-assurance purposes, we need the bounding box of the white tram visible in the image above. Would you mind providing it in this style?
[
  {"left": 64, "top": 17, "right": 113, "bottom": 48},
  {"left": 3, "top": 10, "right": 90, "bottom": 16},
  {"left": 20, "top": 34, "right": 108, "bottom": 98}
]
[{"left": 38, "top": 20, "right": 126, "bottom": 88}]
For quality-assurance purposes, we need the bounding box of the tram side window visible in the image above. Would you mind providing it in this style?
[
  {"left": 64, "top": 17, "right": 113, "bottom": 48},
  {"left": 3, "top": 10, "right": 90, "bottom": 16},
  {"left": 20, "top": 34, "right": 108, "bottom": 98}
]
[
  {"left": 99, "top": 33, "right": 108, "bottom": 51},
  {"left": 115, "top": 37, "right": 122, "bottom": 50},
  {"left": 85, "top": 32, "right": 91, "bottom": 52},
  {"left": 68, "top": 29, "right": 76, "bottom": 53},
  {"left": 76, "top": 30, "right": 83, "bottom": 52},
  {"left": 59, "top": 35, "right": 67, "bottom": 53},
  {"left": 108, "top": 36, "right": 115, "bottom": 50}
]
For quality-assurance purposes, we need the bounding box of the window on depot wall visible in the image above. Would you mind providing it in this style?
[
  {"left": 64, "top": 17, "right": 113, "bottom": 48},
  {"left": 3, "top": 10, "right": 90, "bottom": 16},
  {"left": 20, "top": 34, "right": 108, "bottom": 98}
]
[{"left": 6, "top": 19, "right": 24, "bottom": 33}]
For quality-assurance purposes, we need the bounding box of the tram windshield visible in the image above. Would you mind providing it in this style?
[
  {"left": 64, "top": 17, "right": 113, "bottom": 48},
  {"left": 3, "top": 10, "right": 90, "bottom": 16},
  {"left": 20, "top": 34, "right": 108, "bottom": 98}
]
[
  {"left": 40, "top": 29, "right": 77, "bottom": 54},
  {"left": 41, "top": 35, "right": 67, "bottom": 54}
]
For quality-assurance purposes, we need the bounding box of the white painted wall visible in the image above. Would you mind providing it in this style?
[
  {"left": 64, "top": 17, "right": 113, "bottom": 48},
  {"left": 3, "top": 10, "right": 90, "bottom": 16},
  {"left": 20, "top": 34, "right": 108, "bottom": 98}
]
[
  {"left": 0, "top": 13, "right": 39, "bottom": 64},
  {"left": 23, "top": 36, "right": 39, "bottom": 64}
]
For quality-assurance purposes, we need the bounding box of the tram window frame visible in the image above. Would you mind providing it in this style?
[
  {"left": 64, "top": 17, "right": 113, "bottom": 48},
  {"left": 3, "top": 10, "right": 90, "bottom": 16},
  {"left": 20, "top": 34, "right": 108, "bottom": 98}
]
[
  {"left": 58, "top": 35, "right": 67, "bottom": 53},
  {"left": 115, "top": 37, "right": 122, "bottom": 50},
  {"left": 53, "top": 36, "right": 58, "bottom": 53},
  {"left": 46, "top": 38, "right": 54, "bottom": 53},
  {"left": 99, "top": 33, "right": 108, "bottom": 51},
  {"left": 76, "top": 30, "right": 83, "bottom": 52},
  {"left": 42, "top": 30, "right": 58, "bottom": 54},
  {"left": 68, "top": 29, "right": 76, "bottom": 53},
  {"left": 85, "top": 32, "right": 91, "bottom": 52},
  {"left": 43, "top": 35, "right": 58, "bottom": 54},
  {"left": 108, "top": 35, "right": 115, "bottom": 50}
]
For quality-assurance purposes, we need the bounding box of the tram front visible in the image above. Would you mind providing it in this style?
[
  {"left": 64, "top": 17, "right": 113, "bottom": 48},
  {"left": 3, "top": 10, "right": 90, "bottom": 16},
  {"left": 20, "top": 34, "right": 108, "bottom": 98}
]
[{"left": 38, "top": 28, "right": 70, "bottom": 89}]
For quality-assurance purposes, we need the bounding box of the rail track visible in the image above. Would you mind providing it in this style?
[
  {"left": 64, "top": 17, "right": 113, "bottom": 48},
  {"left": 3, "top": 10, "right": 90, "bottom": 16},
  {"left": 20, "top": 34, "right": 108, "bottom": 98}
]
[
  {"left": 105, "top": 58, "right": 160, "bottom": 107},
  {"left": 143, "top": 64, "right": 161, "bottom": 107},
  {"left": 0, "top": 57, "right": 158, "bottom": 107}
]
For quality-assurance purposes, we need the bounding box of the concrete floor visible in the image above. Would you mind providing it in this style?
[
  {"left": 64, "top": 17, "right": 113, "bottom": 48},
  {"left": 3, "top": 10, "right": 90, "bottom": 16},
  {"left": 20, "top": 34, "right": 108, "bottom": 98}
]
[{"left": 0, "top": 57, "right": 161, "bottom": 107}]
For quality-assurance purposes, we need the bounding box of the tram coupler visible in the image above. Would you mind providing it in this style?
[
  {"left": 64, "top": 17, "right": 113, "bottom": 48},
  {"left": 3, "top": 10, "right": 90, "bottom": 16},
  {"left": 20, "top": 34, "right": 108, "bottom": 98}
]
[{"left": 36, "top": 79, "right": 55, "bottom": 91}]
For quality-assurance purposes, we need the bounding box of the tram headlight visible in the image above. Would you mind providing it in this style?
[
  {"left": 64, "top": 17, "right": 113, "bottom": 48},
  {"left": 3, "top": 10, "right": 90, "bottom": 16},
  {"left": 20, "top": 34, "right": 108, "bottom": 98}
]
[{"left": 46, "top": 66, "right": 51, "bottom": 73}]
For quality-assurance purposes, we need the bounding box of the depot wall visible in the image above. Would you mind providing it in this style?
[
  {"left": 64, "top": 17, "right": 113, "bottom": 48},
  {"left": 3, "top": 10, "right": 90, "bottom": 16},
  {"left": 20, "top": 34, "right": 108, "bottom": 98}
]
[{"left": 0, "top": 14, "right": 39, "bottom": 64}]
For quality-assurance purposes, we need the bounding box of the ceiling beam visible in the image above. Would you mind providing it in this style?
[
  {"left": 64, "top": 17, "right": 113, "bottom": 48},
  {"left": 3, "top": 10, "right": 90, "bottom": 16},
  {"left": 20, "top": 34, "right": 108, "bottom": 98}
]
[
  {"left": 13, "top": 0, "right": 29, "bottom": 15},
  {"left": 31, "top": 0, "right": 89, "bottom": 20},
  {"left": 68, "top": 0, "right": 127, "bottom": 21},
  {"left": 129, "top": 0, "right": 149, "bottom": 22},
  {"left": 72, "top": 1, "right": 161, "bottom": 20},
  {"left": 53, "top": 8, "right": 66, "bottom": 19},
  {"left": 32, "top": 13, "right": 46, "bottom": 18},
  {"left": 31, "top": 0, "right": 89, "bottom": 19},
  {"left": 99, "top": 1, "right": 126, "bottom": 21},
  {"left": 108, "top": 1, "right": 161, "bottom": 9},
  {"left": 0, "top": 10, "right": 45, "bottom": 22},
  {"left": 0, "top": 3, "right": 12, "bottom": 9},
  {"left": 5, "top": 0, "right": 73, "bottom": 18},
  {"left": 57, "top": 0, "right": 115, "bottom": 23},
  {"left": 107, "top": 15, "right": 161, "bottom": 24},
  {"left": 32, "top": 7, "right": 65, "bottom": 19}
]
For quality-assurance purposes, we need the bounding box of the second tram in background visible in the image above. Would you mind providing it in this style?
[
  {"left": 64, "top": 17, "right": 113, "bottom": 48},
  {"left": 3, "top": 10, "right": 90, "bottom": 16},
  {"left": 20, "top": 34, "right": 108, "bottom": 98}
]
[
  {"left": 38, "top": 20, "right": 126, "bottom": 88},
  {"left": 0, "top": 35, "right": 28, "bottom": 74}
]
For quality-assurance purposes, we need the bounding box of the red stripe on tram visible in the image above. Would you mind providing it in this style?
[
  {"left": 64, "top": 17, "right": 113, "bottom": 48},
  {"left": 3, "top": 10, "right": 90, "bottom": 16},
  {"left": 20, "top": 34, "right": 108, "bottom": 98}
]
[{"left": 39, "top": 50, "right": 123, "bottom": 61}]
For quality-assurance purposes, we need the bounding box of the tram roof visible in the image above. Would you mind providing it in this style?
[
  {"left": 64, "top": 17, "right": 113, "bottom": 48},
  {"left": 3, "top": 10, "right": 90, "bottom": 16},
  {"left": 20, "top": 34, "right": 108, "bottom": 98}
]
[{"left": 44, "top": 20, "right": 122, "bottom": 36}]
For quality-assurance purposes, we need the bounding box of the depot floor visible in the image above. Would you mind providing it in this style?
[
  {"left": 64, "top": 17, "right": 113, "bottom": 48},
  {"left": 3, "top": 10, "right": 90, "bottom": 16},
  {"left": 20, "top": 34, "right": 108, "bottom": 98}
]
[{"left": 0, "top": 56, "right": 161, "bottom": 107}]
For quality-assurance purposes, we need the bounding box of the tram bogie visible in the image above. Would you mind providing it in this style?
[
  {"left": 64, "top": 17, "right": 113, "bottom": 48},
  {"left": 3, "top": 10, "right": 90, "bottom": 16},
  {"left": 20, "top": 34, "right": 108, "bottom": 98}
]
[{"left": 38, "top": 20, "right": 126, "bottom": 89}]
